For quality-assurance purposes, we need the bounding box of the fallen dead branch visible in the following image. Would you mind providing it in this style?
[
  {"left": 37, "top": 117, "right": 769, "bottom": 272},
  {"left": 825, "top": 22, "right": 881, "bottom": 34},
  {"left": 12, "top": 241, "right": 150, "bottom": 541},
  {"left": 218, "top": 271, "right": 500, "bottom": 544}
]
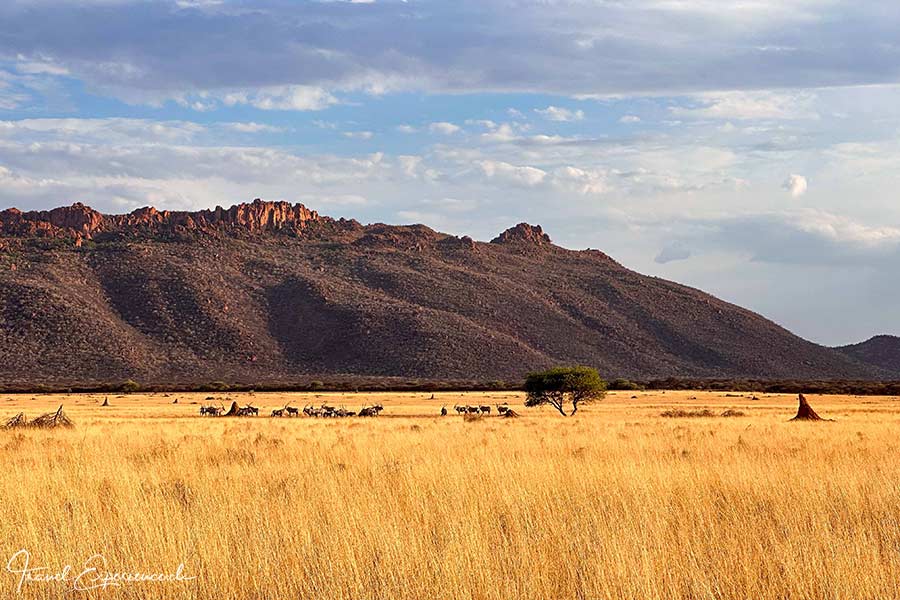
[
  {"left": 4, "top": 406, "right": 74, "bottom": 429},
  {"left": 4, "top": 413, "right": 26, "bottom": 428},
  {"left": 30, "top": 405, "right": 74, "bottom": 428}
]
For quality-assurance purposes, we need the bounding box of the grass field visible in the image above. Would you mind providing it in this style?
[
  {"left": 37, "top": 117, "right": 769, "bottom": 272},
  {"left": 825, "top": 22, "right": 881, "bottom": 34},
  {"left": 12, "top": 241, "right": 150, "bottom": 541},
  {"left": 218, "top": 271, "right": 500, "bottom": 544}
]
[{"left": 1, "top": 390, "right": 899, "bottom": 599}]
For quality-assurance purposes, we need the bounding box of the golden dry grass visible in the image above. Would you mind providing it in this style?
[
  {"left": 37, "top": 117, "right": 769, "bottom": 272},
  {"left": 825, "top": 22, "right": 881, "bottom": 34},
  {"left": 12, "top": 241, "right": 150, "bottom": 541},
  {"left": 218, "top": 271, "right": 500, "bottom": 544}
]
[{"left": 1, "top": 390, "right": 899, "bottom": 599}]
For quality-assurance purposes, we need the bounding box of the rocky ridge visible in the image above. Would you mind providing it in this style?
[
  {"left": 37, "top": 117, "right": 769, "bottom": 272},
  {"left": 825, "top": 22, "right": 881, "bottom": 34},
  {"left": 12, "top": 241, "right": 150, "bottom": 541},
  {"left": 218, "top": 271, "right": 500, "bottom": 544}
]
[{"left": 0, "top": 199, "right": 334, "bottom": 242}]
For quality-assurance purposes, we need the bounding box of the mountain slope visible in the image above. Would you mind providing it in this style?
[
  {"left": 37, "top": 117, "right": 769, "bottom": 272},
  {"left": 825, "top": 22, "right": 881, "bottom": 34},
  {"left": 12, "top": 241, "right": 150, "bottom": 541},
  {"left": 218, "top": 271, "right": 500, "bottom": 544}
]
[
  {"left": 835, "top": 336, "right": 900, "bottom": 374},
  {"left": 0, "top": 200, "right": 890, "bottom": 385}
]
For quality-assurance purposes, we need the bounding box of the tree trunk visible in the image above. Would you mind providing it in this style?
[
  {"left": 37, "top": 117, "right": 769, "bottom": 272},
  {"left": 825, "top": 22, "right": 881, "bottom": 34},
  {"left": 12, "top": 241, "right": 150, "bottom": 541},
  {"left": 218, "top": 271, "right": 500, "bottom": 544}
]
[{"left": 549, "top": 392, "right": 569, "bottom": 416}]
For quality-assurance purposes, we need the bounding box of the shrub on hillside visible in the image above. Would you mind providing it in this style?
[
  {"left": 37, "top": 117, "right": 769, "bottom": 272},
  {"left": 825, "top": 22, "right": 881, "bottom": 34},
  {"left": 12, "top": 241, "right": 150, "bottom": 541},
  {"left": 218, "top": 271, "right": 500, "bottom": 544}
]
[
  {"left": 120, "top": 379, "right": 141, "bottom": 393},
  {"left": 609, "top": 378, "right": 643, "bottom": 391},
  {"left": 198, "top": 381, "right": 230, "bottom": 392}
]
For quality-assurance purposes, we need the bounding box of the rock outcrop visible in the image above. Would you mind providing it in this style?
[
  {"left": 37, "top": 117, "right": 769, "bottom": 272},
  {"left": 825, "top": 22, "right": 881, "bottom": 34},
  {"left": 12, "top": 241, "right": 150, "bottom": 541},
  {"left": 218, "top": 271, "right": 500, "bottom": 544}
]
[
  {"left": 0, "top": 203, "right": 105, "bottom": 238},
  {"left": 0, "top": 199, "right": 327, "bottom": 239},
  {"left": 491, "top": 223, "right": 551, "bottom": 245}
]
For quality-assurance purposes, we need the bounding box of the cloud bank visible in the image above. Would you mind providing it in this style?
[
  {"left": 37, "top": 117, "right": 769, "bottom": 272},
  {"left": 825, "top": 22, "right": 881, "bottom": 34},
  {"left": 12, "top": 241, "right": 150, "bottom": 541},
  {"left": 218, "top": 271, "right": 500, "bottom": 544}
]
[{"left": 2, "top": 1, "right": 900, "bottom": 105}]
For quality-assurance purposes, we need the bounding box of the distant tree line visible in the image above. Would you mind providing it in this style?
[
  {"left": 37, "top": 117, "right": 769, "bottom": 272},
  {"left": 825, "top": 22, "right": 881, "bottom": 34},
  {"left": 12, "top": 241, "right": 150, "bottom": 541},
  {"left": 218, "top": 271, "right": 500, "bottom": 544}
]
[{"left": 3, "top": 376, "right": 900, "bottom": 396}]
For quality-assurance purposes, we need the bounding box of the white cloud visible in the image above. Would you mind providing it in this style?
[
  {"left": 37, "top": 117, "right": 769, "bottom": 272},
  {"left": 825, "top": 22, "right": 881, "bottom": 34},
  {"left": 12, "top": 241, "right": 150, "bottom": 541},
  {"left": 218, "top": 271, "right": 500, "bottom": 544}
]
[
  {"left": 175, "top": 0, "right": 226, "bottom": 7},
  {"left": 189, "top": 100, "right": 216, "bottom": 112},
  {"left": 396, "top": 209, "right": 442, "bottom": 223},
  {"left": 397, "top": 155, "right": 422, "bottom": 177},
  {"left": 296, "top": 193, "right": 370, "bottom": 207},
  {"left": 650, "top": 209, "right": 900, "bottom": 268},
  {"left": 15, "top": 55, "right": 69, "bottom": 76},
  {"left": 477, "top": 160, "right": 546, "bottom": 187},
  {"left": 5, "top": 0, "right": 900, "bottom": 107},
  {"left": 619, "top": 115, "right": 641, "bottom": 124},
  {"left": 790, "top": 209, "right": 900, "bottom": 247},
  {"left": 480, "top": 123, "right": 517, "bottom": 143},
  {"left": 342, "top": 130, "right": 374, "bottom": 140},
  {"left": 655, "top": 241, "right": 692, "bottom": 264},
  {"left": 396, "top": 124, "right": 417, "bottom": 134},
  {"left": 220, "top": 86, "right": 338, "bottom": 111},
  {"left": 535, "top": 106, "right": 585, "bottom": 122},
  {"left": 0, "top": 70, "right": 30, "bottom": 110},
  {"left": 465, "top": 119, "right": 497, "bottom": 129},
  {"left": 0, "top": 117, "right": 206, "bottom": 143},
  {"left": 0, "top": 118, "right": 406, "bottom": 216},
  {"left": 428, "top": 122, "right": 461, "bottom": 135},
  {"left": 421, "top": 197, "right": 478, "bottom": 212},
  {"left": 0, "top": 91, "right": 27, "bottom": 110},
  {"left": 550, "top": 166, "right": 607, "bottom": 195},
  {"left": 478, "top": 122, "right": 533, "bottom": 143},
  {"left": 224, "top": 122, "right": 282, "bottom": 133},
  {"left": 671, "top": 90, "right": 818, "bottom": 120},
  {"left": 783, "top": 174, "right": 808, "bottom": 197}
]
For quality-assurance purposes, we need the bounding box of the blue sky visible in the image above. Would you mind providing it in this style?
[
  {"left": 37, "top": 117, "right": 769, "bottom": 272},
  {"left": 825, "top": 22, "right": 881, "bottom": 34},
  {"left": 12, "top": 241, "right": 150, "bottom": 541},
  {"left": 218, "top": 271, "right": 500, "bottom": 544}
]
[{"left": 2, "top": 0, "right": 900, "bottom": 345}]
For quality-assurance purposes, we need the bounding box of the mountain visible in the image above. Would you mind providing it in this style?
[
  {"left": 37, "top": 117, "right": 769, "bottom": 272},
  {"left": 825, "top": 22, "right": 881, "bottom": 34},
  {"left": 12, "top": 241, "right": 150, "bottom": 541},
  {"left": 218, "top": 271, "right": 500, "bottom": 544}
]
[
  {"left": 0, "top": 200, "right": 891, "bottom": 387},
  {"left": 835, "top": 335, "right": 900, "bottom": 374}
]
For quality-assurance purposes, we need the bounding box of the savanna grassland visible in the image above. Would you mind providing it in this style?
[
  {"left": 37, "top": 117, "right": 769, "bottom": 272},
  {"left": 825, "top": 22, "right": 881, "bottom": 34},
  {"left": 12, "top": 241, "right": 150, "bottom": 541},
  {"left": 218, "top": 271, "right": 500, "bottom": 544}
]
[{"left": 1, "top": 390, "right": 900, "bottom": 599}]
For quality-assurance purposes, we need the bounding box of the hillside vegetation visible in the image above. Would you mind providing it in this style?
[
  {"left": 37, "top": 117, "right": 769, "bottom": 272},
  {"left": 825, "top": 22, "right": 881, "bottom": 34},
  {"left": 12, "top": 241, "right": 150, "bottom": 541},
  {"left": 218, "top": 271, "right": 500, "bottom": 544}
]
[{"left": 0, "top": 201, "right": 891, "bottom": 385}]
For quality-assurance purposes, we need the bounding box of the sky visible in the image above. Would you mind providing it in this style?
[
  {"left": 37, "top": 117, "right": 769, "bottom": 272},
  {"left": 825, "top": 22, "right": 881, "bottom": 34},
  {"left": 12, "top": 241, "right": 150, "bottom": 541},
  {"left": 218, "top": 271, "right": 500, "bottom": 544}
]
[{"left": 1, "top": 0, "right": 900, "bottom": 346}]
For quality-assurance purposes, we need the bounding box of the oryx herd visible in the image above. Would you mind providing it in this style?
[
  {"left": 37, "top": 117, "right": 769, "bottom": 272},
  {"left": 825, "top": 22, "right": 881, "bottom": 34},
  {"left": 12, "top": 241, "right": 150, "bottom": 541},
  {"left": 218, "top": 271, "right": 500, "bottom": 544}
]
[
  {"left": 198, "top": 398, "right": 514, "bottom": 419},
  {"left": 302, "top": 403, "right": 383, "bottom": 418},
  {"left": 198, "top": 402, "right": 383, "bottom": 418},
  {"left": 200, "top": 402, "right": 259, "bottom": 417},
  {"left": 449, "top": 403, "right": 511, "bottom": 416},
  {"left": 270, "top": 406, "right": 300, "bottom": 417},
  {"left": 200, "top": 403, "right": 260, "bottom": 416}
]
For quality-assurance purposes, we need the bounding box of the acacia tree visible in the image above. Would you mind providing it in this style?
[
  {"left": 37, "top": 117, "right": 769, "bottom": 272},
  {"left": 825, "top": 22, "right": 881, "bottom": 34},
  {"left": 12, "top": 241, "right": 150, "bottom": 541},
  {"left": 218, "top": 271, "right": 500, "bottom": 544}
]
[{"left": 524, "top": 366, "right": 607, "bottom": 416}]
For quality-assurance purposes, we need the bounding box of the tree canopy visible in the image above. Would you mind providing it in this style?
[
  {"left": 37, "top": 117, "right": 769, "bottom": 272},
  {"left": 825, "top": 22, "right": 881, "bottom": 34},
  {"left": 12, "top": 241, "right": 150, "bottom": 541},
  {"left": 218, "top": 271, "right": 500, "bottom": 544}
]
[{"left": 524, "top": 366, "right": 607, "bottom": 416}]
